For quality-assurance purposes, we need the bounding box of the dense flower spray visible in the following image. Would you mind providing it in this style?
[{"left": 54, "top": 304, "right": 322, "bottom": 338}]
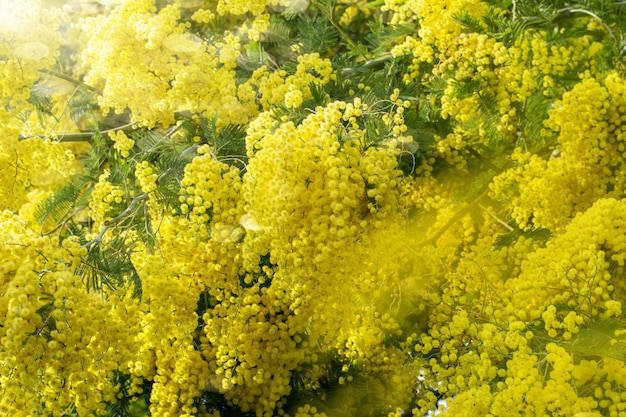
[{"left": 1, "top": 0, "right": 626, "bottom": 416}]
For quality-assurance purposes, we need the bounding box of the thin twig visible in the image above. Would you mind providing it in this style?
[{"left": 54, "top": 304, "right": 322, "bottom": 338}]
[
  {"left": 342, "top": 54, "right": 393, "bottom": 77},
  {"left": 478, "top": 203, "right": 514, "bottom": 231},
  {"left": 18, "top": 122, "right": 137, "bottom": 142},
  {"left": 556, "top": 8, "right": 619, "bottom": 53},
  {"left": 39, "top": 69, "right": 101, "bottom": 94},
  {"left": 420, "top": 188, "right": 489, "bottom": 246},
  {"left": 41, "top": 205, "right": 88, "bottom": 237},
  {"left": 310, "top": 0, "right": 368, "bottom": 60},
  {"left": 82, "top": 193, "right": 149, "bottom": 248},
  {"left": 465, "top": 145, "right": 504, "bottom": 174}
]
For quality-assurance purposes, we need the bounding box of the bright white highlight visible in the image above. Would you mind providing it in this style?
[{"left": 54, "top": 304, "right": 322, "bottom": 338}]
[
  {"left": 0, "top": 0, "right": 25, "bottom": 33},
  {"left": 0, "top": 0, "right": 49, "bottom": 59}
]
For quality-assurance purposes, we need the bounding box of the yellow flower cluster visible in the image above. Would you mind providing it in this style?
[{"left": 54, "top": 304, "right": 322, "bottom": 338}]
[
  {"left": 393, "top": 12, "right": 607, "bottom": 172},
  {"left": 0, "top": 137, "right": 80, "bottom": 214},
  {"left": 244, "top": 101, "right": 405, "bottom": 265},
  {"left": 0, "top": 0, "right": 64, "bottom": 126},
  {"left": 130, "top": 254, "right": 211, "bottom": 417},
  {"left": 507, "top": 198, "right": 626, "bottom": 321},
  {"left": 492, "top": 72, "right": 626, "bottom": 231},
  {"left": 217, "top": 0, "right": 283, "bottom": 16},
  {"left": 383, "top": 0, "right": 487, "bottom": 46},
  {"left": 135, "top": 99, "right": 418, "bottom": 416},
  {"left": 0, "top": 214, "right": 141, "bottom": 416},
  {"left": 109, "top": 130, "right": 135, "bottom": 158},
  {"left": 78, "top": 1, "right": 248, "bottom": 127},
  {"left": 5, "top": 0, "right": 626, "bottom": 416},
  {"left": 293, "top": 404, "right": 328, "bottom": 417},
  {"left": 408, "top": 196, "right": 626, "bottom": 416},
  {"left": 177, "top": 145, "right": 244, "bottom": 235},
  {"left": 134, "top": 160, "right": 159, "bottom": 193},
  {"left": 88, "top": 169, "right": 125, "bottom": 231},
  {"left": 0, "top": 2, "right": 82, "bottom": 211},
  {"left": 436, "top": 34, "right": 509, "bottom": 118},
  {"left": 240, "top": 53, "right": 336, "bottom": 111}
]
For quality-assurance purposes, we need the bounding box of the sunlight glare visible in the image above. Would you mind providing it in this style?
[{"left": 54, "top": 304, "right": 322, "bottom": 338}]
[{"left": 0, "top": 0, "right": 25, "bottom": 34}]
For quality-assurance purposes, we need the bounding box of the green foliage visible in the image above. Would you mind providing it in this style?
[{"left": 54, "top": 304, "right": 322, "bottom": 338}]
[
  {"left": 564, "top": 319, "right": 626, "bottom": 361},
  {"left": 34, "top": 176, "right": 92, "bottom": 234},
  {"left": 365, "top": 20, "right": 412, "bottom": 57},
  {"left": 78, "top": 236, "right": 142, "bottom": 298},
  {"left": 455, "top": 7, "right": 526, "bottom": 45},
  {"left": 26, "top": 89, "right": 57, "bottom": 125},
  {"left": 8, "top": 0, "right": 626, "bottom": 416},
  {"left": 494, "top": 225, "right": 552, "bottom": 249},
  {"left": 298, "top": 12, "right": 340, "bottom": 55}
]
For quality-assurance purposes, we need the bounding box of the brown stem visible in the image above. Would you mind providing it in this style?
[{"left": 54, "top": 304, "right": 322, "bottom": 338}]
[{"left": 39, "top": 69, "right": 101, "bottom": 94}]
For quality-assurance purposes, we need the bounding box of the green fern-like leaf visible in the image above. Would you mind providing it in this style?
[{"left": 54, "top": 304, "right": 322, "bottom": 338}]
[
  {"left": 309, "top": 81, "right": 331, "bottom": 107},
  {"left": 239, "top": 41, "right": 278, "bottom": 71},
  {"left": 27, "top": 91, "right": 58, "bottom": 126},
  {"left": 522, "top": 91, "right": 555, "bottom": 148},
  {"left": 364, "top": 19, "right": 413, "bottom": 56},
  {"left": 494, "top": 226, "right": 552, "bottom": 249},
  {"left": 35, "top": 175, "right": 93, "bottom": 231},
  {"left": 298, "top": 13, "right": 339, "bottom": 55},
  {"left": 77, "top": 236, "right": 142, "bottom": 298},
  {"left": 454, "top": 10, "right": 486, "bottom": 34},
  {"left": 263, "top": 18, "right": 293, "bottom": 46},
  {"left": 564, "top": 319, "right": 626, "bottom": 362}
]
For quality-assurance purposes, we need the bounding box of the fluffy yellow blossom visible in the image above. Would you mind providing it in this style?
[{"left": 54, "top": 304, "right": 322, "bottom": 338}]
[
  {"left": 217, "top": 0, "right": 284, "bottom": 15},
  {"left": 109, "top": 129, "right": 135, "bottom": 158},
  {"left": 492, "top": 73, "right": 626, "bottom": 231},
  {"left": 3, "top": 1, "right": 626, "bottom": 416},
  {"left": 135, "top": 160, "right": 158, "bottom": 193},
  {"left": 79, "top": 1, "right": 249, "bottom": 127},
  {"left": 0, "top": 1, "right": 82, "bottom": 211},
  {"left": 383, "top": 0, "right": 488, "bottom": 46},
  {"left": 241, "top": 53, "right": 336, "bottom": 112},
  {"left": 88, "top": 169, "right": 125, "bottom": 230},
  {"left": 0, "top": 213, "right": 141, "bottom": 417}
]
